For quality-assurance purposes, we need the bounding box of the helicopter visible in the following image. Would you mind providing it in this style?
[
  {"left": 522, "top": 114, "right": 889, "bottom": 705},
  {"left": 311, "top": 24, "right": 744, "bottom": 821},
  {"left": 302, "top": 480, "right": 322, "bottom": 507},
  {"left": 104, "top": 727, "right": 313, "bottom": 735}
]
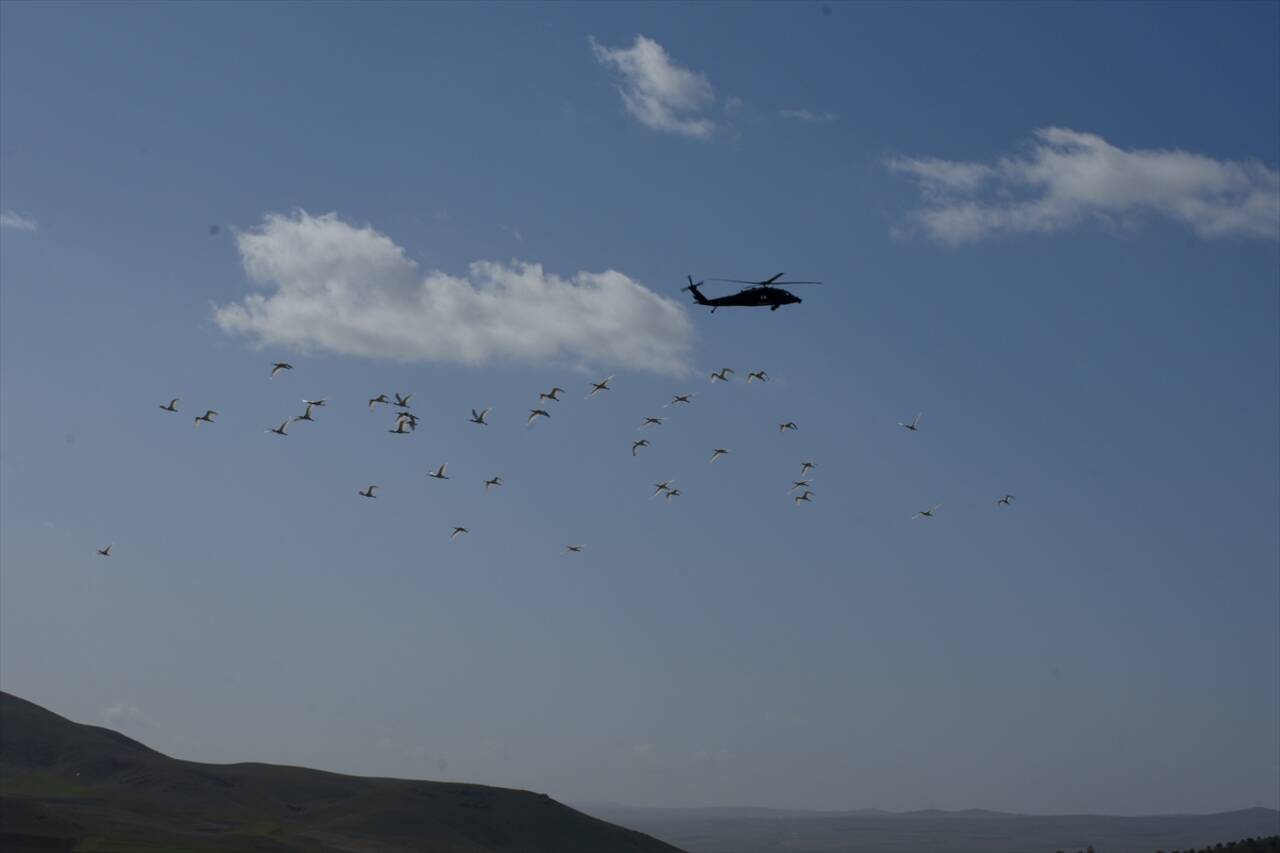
[{"left": 682, "top": 273, "right": 821, "bottom": 312}]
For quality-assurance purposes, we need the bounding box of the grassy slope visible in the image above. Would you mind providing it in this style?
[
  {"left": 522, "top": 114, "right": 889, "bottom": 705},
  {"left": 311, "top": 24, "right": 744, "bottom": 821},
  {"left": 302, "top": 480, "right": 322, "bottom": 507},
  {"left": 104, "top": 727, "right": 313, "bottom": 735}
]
[{"left": 0, "top": 691, "right": 684, "bottom": 853}]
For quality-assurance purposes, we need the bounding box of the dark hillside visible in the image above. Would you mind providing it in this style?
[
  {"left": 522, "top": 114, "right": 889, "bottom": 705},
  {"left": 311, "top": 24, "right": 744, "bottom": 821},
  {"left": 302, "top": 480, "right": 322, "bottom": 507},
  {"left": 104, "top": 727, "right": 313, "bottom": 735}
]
[{"left": 0, "top": 691, "right": 684, "bottom": 853}]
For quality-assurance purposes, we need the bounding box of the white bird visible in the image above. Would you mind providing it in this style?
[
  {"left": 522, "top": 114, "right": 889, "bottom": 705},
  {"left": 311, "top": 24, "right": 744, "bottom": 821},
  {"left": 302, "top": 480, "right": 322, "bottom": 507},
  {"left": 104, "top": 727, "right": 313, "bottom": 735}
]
[
  {"left": 539, "top": 387, "right": 565, "bottom": 403},
  {"left": 292, "top": 403, "right": 316, "bottom": 423},
  {"left": 996, "top": 494, "right": 1015, "bottom": 507},
  {"left": 450, "top": 526, "right": 469, "bottom": 540},
  {"left": 789, "top": 479, "right": 813, "bottom": 493},
  {"left": 709, "top": 368, "right": 734, "bottom": 383},
  {"left": 652, "top": 480, "right": 674, "bottom": 498},
  {"left": 664, "top": 488, "right": 682, "bottom": 502},
  {"left": 794, "top": 490, "right": 814, "bottom": 505},
  {"left": 779, "top": 421, "right": 798, "bottom": 433},
  {"left": 709, "top": 448, "right": 729, "bottom": 463},
  {"left": 899, "top": 413, "right": 922, "bottom": 432},
  {"left": 665, "top": 393, "right": 694, "bottom": 407},
  {"left": 394, "top": 393, "right": 413, "bottom": 409},
  {"left": 302, "top": 398, "right": 327, "bottom": 408},
  {"left": 266, "top": 419, "right": 289, "bottom": 436},
  {"left": 632, "top": 439, "right": 650, "bottom": 457},
  {"left": 396, "top": 411, "right": 419, "bottom": 431},
  {"left": 640, "top": 416, "right": 664, "bottom": 428},
  {"left": 799, "top": 461, "right": 816, "bottom": 477},
  {"left": 388, "top": 419, "right": 411, "bottom": 435},
  {"left": 96, "top": 544, "right": 112, "bottom": 557},
  {"left": 159, "top": 398, "right": 180, "bottom": 412},
  {"left": 270, "top": 362, "right": 293, "bottom": 378},
  {"left": 563, "top": 544, "right": 584, "bottom": 554},
  {"left": 359, "top": 485, "right": 378, "bottom": 498},
  {"left": 528, "top": 408, "right": 550, "bottom": 425},
  {"left": 428, "top": 463, "right": 449, "bottom": 480},
  {"left": 484, "top": 476, "right": 503, "bottom": 490},
  {"left": 747, "top": 370, "right": 769, "bottom": 383},
  {"left": 369, "top": 394, "right": 390, "bottom": 410},
  {"left": 193, "top": 410, "right": 218, "bottom": 427},
  {"left": 588, "top": 375, "right": 614, "bottom": 397},
  {"left": 470, "top": 407, "right": 491, "bottom": 426},
  {"left": 912, "top": 504, "right": 941, "bottom": 519}
]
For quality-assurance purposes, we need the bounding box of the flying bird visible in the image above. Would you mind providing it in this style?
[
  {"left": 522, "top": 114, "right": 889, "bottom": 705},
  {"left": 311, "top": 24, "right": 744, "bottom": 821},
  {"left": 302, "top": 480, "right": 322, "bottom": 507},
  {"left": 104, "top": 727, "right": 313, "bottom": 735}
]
[
  {"left": 484, "top": 476, "right": 503, "bottom": 490},
  {"left": 470, "top": 408, "right": 491, "bottom": 426},
  {"left": 396, "top": 411, "right": 419, "bottom": 431},
  {"left": 899, "top": 413, "right": 922, "bottom": 432},
  {"left": 394, "top": 393, "right": 413, "bottom": 409},
  {"left": 428, "top": 463, "right": 449, "bottom": 480},
  {"left": 778, "top": 421, "right": 798, "bottom": 433},
  {"left": 800, "top": 461, "right": 816, "bottom": 477},
  {"left": 789, "top": 479, "right": 813, "bottom": 493},
  {"left": 528, "top": 408, "right": 550, "bottom": 425},
  {"left": 632, "top": 439, "right": 650, "bottom": 457},
  {"left": 588, "top": 375, "right": 614, "bottom": 397},
  {"left": 709, "top": 368, "right": 734, "bottom": 383},
  {"left": 996, "top": 494, "right": 1016, "bottom": 507},
  {"left": 369, "top": 394, "right": 390, "bottom": 410},
  {"left": 302, "top": 398, "right": 327, "bottom": 408},
  {"left": 912, "top": 504, "right": 941, "bottom": 519},
  {"left": 388, "top": 419, "right": 411, "bottom": 435},
  {"left": 266, "top": 419, "right": 290, "bottom": 436},
  {"left": 709, "top": 448, "right": 729, "bottom": 463},
  {"left": 794, "top": 490, "right": 814, "bottom": 505},
  {"left": 450, "top": 526, "right": 469, "bottom": 540},
  {"left": 539, "top": 387, "right": 565, "bottom": 403},
  {"left": 563, "top": 544, "right": 584, "bottom": 554},
  {"left": 358, "top": 485, "right": 378, "bottom": 498},
  {"left": 747, "top": 371, "right": 769, "bottom": 383},
  {"left": 665, "top": 393, "right": 695, "bottom": 407},
  {"left": 664, "top": 488, "right": 682, "bottom": 503},
  {"left": 270, "top": 362, "right": 293, "bottom": 378},
  {"left": 96, "top": 544, "right": 112, "bottom": 557},
  {"left": 159, "top": 398, "right": 180, "bottom": 412},
  {"left": 193, "top": 410, "right": 218, "bottom": 427},
  {"left": 640, "top": 416, "right": 664, "bottom": 428},
  {"left": 652, "top": 480, "right": 674, "bottom": 498},
  {"left": 292, "top": 403, "right": 316, "bottom": 423}
]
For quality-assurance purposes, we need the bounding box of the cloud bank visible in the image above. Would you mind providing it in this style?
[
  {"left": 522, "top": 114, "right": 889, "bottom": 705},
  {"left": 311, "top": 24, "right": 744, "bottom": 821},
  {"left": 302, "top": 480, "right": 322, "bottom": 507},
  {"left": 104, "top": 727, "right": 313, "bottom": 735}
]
[
  {"left": 589, "top": 35, "right": 716, "bottom": 139},
  {"left": 213, "top": 212, "right": 694, "bottom": 376},
  {"left": 0, "top": 210, "right": 38, "bottom": 232},
  {"left": 887, "top": 127, "right": 1280, "bottom": 244}
]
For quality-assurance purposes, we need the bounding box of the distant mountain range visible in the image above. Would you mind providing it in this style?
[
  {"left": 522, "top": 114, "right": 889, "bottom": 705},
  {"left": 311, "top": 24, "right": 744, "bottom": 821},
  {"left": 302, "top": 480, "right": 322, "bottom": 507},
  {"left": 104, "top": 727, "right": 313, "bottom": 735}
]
[
  {"left": 0, "top": 691, "right": 683, "bottom": 853},
  {"left": 575, "top": 802, "right": 1280, "bottom": 853}
]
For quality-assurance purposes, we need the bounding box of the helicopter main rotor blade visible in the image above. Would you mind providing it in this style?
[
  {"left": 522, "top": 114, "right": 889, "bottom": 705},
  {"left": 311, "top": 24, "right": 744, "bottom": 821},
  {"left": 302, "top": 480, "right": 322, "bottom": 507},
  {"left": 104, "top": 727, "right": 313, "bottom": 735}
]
[{"left": 708, "top": 278, "right": 824, "bottom": 286}]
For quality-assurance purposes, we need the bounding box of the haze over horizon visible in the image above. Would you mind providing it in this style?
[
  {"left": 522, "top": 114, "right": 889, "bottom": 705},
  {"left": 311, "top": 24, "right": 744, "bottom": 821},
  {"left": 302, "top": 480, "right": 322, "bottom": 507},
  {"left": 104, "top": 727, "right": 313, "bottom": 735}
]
[{"left": 2, "top": 0, "right": 1277, "bottom": 818}]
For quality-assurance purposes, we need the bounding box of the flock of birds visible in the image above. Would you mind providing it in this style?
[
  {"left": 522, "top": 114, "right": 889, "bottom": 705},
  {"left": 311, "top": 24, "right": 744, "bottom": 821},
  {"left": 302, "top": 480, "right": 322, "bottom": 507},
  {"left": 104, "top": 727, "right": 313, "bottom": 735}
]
[{"left": 93, "top": 361, "right": 1016, "bottom": 558}]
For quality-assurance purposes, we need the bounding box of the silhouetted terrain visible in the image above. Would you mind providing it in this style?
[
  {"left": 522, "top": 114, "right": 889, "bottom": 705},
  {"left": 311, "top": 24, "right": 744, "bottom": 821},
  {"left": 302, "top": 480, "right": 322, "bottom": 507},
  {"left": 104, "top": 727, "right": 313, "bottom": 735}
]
[
  {"left": 0, "top": 691, "right": 684, "bottom": 852},
  {"left": 577, "top": 803, "right": 1280, "bottom": 853}
]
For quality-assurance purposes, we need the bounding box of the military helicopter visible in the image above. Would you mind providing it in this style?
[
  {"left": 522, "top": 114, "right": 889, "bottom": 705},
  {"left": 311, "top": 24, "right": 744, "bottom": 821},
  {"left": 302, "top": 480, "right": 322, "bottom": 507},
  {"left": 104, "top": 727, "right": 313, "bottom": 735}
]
[{"left": 682, "top": 273, "right": 820, "bottom": 312}]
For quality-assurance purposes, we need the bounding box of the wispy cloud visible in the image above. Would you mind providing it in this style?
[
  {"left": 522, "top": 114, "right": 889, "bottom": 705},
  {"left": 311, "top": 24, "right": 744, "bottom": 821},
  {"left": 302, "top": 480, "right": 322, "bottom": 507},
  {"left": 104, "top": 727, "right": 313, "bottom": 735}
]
[
  {"left": 213, "top": 211, "right": 694, "bottom": 376},
  {"left": 780, "top": 109, "right": 838, "bottom": 123},
  {"left": 589, "top": 35, "right": 716, "bottom": 139},
  {"left": 887, "top": 127, "right": 1280, "bottom": 244},
  {"left": 0, "top": 210, "right": 39, "bottom": 232},
  {"left": 102, "top": 703, "right": 153, "bottom": 729}
]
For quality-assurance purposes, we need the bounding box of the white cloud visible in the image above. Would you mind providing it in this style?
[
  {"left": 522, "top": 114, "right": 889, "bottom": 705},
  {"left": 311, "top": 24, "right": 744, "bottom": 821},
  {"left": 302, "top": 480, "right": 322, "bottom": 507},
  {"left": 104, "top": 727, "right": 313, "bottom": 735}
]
[
  {"left": 589, "top": 35, "right": 716, "bottom": 139},
  {"left": 0, "top": 210, "right": 38, "bottom": 232},
  {"left": 102, "top": 703, "right": 152, "bottom": 729},
  {"left": 887, "top": 127, "right": 1280, "bottom": 244},
  {"left": 780, "top": 109, "right": 838, "bottom": 123},
  {"left": 213, "top": 211, "right": 694, "bottom": 376}
]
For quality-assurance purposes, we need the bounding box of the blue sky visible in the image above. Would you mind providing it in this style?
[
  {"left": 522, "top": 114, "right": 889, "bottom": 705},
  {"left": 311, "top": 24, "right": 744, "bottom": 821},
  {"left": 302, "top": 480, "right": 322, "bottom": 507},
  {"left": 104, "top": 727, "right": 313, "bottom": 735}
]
[{"left": 1, "top": 0, "right": 1277, "bottom": 814}]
